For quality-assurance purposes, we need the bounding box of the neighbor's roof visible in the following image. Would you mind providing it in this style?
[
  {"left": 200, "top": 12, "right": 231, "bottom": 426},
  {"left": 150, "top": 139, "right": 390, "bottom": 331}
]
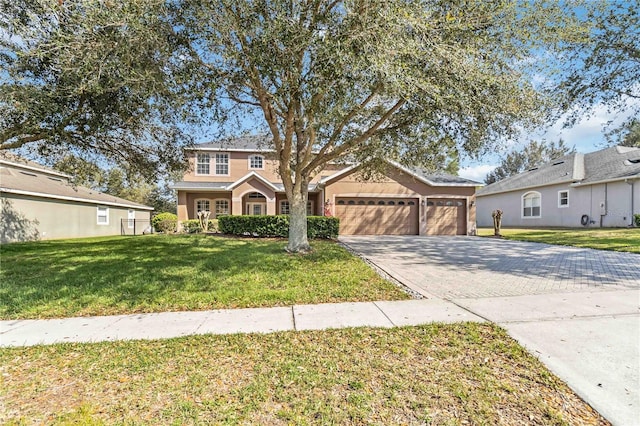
[
  {"left": 0, "top": 158, "right": 153, "bottom": 210},
  {"left": 0, "top": 151, "right": 71, "bottom": 179},
  {"left": 477, "top": 145, "right": 640, "bottom": 197}
]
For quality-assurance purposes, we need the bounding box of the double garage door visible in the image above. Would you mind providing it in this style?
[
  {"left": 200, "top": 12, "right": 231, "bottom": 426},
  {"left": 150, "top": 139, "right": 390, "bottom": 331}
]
[{"left": 335, "top": 197, "right": 466, "bottom": 236}]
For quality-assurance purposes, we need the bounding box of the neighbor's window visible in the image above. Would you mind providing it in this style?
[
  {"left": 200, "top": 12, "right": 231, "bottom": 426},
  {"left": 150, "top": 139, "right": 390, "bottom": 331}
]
[
  {"left": 215, "top": 153, "right": 229, "bottom": 175},
  {"left": 558, "top": 190, "right": 569, "bottom": 208},
  {"left": 522, "top": 192, "right": 541, "bottom": 218},
  {"left": 249, "top": 154, "right": 264, "bottom": 170},
  {"left": 196, "top": 199, "right": 210, "bottom": 213},
  {"left": 214, "top": 199, "right": 229, "bottom": 217},
  {"left": 307, "top": 201, "right": 314, "bottom": 215},
  {"left": 97, "top": 206, "right": 109, "bottom": 225},
  {"left": 196, "top": 153, "right": 210, "bottom": 175}
]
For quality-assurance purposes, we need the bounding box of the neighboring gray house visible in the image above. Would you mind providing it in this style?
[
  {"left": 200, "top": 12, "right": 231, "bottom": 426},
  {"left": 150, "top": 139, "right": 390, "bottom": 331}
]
[
  {"left": 0, "top": 154, "right": 153, "bottom": 243},
  {"left": 476, "top": 146, "right": 640, "bottom": 228}
]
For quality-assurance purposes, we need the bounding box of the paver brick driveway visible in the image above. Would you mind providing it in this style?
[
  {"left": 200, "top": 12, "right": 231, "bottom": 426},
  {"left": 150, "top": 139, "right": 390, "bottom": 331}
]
[{"left": 340, "top": 235, "right": 640, "bottom": 299}]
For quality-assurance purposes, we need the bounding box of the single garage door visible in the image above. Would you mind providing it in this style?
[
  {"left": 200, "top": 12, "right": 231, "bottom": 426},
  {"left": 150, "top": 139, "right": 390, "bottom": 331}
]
[
  {"left": 426, "top": 198, "right": 467, "bottom": 235},
  {"left": 335, "top": 197, "right": 419, "bottom": 235}
]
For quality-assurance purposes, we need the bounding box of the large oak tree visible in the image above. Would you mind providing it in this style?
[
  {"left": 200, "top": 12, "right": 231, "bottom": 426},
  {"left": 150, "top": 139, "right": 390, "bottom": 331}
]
[{"left": 2, "top": 0, "right": 588, "bottom": 252}]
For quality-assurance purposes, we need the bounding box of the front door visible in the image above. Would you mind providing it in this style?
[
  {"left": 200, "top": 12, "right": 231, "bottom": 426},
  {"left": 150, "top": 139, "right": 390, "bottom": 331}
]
[{"left": 246, "top": 202, "right": 267, "bottom": 215}]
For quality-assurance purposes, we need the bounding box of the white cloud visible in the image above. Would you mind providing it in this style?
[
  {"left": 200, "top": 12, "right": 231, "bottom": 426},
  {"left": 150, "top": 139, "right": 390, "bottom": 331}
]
[{"left": 458, "top": 164, "right": 497, "bottom": 183}]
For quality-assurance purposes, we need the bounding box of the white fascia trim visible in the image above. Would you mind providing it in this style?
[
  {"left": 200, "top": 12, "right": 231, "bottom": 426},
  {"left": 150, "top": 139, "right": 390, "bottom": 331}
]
[
  {"left": 171, "top": 185, "right": 231, "bottom": 191},
  {"left": 478, "top": 178, "right": 577, "bottom": 197},
  {"left": 570, "top": 174, "right": 640, "bottom": 187},
  {"left": 225, "top": 171, "right": 281, "bottom": 191},
  {"left": 0, "top": 160, "right": 71, "bottom": 179},
  {"left": 319, "top": 164, "right": 359, "bottom": 184},
  {"left": 1, "top": 188, "right": 154, "bottom": 210}
]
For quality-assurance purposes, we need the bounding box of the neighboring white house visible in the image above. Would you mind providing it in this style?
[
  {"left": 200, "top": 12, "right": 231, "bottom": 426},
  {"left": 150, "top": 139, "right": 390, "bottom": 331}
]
[
  {"left": 0, "top": 153, "right": 154, "bottom": 243},
  {"left": 476, "top": 146, "right": 640, "bottom": 228}
]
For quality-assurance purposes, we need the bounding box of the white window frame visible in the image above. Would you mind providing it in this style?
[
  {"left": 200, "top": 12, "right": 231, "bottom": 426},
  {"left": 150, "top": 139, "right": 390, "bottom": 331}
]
[
  {"left": 558, "top": 190, "right": 569, "bottom": 208},
  {"left": 97, "top": 206, "right": 109, "bottom": 225},
  {"left": 522, "top": 191, "right": 541, "bottom": 218},
  {"left": 214, "top": 153, "right": 230, "bottom": 176},
  {"left": 248, "top": 154, "right": 264, "bottom": 170},
  {"left": 214, "top": 199, "right": 230, "bottom": 217},
  {"left": 196, "top": 153, "right": 210, "bottom": 175},
  {"left": 279, "top": 200, "right": 314, "bottom": 215},
  {"left": 195, "top": 199, "right": 210, "bottom": 215},
  {"left": 127, "top": 209, "right": 135, "bottom": 229},
  {"left": 280, "top": 200, "right": 290, "bottom": 215}
]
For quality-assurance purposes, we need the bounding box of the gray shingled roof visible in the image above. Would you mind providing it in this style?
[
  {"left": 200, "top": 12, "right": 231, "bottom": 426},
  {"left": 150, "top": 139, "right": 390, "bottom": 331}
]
[
  {"left": 408, "top": 166, "right": 481, "bottom": 186},
  {"left": 581, "top": 146, "right": 640, "bottom": 184},
  {"left": 1, "top": 161, "right": 153, "bottom": 210},
  {"left": 477, "top": 145, "right": 640, "bottom": 196},
  {"left": 171, "top": 180, "right": 319, "bottom": 192},
  {"left": 170, "top": 182, "right": 232, "bottom": 190},
  {"left": 193, "top": 135, "right": 272, "bottom": 151}
]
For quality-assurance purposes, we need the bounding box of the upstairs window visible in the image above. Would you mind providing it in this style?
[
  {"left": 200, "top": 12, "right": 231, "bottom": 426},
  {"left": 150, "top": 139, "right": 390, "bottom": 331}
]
[
  {"left": 196, "top": 153, "right": 210, "bottom": 175},
  {"left": 249, "top": 155, "right": 264, "bottom": 170},
  {"left": 215, "top": 153, "right": 229, "bottom": 175},
  {"left": 522, "top": 192, "right": 541, "bottom": 218}
]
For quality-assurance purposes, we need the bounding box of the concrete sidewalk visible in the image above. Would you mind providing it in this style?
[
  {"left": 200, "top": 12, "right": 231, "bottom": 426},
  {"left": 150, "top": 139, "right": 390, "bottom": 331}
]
[{"left": 0, "top": 299, "right": 483, "bottom": 347}]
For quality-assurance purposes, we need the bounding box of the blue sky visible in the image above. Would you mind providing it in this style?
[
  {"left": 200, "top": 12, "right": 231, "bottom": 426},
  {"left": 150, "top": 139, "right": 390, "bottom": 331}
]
[{"left": 458, "top": 98, "right": 639, "bottom": 182}]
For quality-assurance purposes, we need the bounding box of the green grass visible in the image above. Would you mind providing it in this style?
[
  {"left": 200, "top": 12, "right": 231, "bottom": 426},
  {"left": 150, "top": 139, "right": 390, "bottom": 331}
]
[
  {"left": 478, "top": 227, "right": 640, "bottom": 253},
  {"left": 0, "top": 323, "right": 607, "bottom": 425},
  {"left": 0, "top": 234, "right": 409, "bottom": 320}
]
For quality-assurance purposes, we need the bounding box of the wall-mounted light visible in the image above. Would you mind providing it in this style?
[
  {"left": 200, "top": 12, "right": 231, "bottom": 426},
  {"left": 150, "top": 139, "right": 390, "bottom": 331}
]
[{"left": 469, "top": 200, "right": 475, "bottom": 207}]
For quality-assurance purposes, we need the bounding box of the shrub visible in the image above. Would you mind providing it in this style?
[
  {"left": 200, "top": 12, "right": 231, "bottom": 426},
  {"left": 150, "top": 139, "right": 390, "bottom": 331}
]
[
  {"left": 181, "top": 219, "right": 219, "bottom": 233},
  {"left": 634, "top": 214, "right": 640, "bottom": 227},
  {"left": 151, "top": 212, "right": 178, "bottom": 233},
  {"left": 218, "top": 215, "right": 339, "bottom": 239}
]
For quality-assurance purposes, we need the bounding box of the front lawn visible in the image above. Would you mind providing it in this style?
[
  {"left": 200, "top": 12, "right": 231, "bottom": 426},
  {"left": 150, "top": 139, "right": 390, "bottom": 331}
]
[
  {"left": 0, "top": 323, "right": 608, "bottom": 425},
  {"left": 478, "top": 227, "right": 640, "bottom": 253},
  {"left": 0, "top": 235, "right": 409, "bottom": 320}
]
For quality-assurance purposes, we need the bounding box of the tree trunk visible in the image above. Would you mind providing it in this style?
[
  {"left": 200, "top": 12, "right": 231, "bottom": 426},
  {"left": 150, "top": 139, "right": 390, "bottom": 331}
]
[{"left": 286, "top": 190, "right": 311, "bottom": 253}]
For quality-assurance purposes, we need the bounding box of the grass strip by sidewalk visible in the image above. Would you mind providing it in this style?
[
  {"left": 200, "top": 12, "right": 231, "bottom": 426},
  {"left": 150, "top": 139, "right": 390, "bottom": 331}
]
[
  {"left": 0, "top": 235, "right": 409, "bottom": 320},
  {"left": 0, "top": 323, "right": 609, "bottom": 425},
  {"left": 478, "top": 227, "right": 640, "bottom": 253}
]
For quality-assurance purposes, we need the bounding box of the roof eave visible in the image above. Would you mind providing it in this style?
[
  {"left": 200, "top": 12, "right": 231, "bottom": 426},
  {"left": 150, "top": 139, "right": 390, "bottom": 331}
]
[{"left": 1, "top": 188, "right": 154, "bottom": 210}]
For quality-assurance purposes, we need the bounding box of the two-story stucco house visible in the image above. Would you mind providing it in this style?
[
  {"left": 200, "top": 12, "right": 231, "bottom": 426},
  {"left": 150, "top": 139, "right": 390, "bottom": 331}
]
[
  {"left": 172, "top": 136, "right": 480, "bottom": 235},
  {"left": 476, "top": 145, "right": 640, "bottom": 228}
]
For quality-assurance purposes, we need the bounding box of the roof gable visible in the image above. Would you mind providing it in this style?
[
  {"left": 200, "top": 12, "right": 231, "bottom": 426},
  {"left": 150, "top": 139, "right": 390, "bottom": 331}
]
[{"left": 477, "top": 145, "right": 640, "bottom": 196}]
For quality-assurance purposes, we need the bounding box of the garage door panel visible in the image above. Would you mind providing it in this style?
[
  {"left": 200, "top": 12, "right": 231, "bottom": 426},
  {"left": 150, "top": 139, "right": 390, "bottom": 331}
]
[
  {"left": 426, "top": 199, "right": 467, "bottom": 236},
  {"left": 336, "top": 198, "right": 418, "bottom": 235}
]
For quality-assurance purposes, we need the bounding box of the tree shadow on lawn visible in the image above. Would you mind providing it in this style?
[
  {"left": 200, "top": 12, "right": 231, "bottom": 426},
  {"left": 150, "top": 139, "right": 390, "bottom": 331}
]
[{"left": 1, "top": 235, "right": 369, "bottom": 319}]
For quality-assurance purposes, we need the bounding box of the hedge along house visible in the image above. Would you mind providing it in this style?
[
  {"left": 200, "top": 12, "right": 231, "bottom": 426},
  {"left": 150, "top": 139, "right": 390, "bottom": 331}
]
[
  {"left": 476, "top": 146, "right": 640, "bottom": 228},
  {"left": 172, "top": 136, "right": 480, "bottom": 235},
  {"left": 0, "top": 153, "right": 153, "bottom": 243}
]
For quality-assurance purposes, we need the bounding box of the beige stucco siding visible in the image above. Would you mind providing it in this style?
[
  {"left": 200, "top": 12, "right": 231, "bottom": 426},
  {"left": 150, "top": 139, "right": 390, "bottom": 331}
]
[
  {"left": 1, "top": 193, "right": 151, "bottom": 242},
  {"left": 183, "top": 192, "right": 232, "bottom": 220},
  {"left": 184, "top": 151, "right": 281, "bottom": 183},
  {"left": 325, "top": 168, "right": 476, "bottom": 235}
]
